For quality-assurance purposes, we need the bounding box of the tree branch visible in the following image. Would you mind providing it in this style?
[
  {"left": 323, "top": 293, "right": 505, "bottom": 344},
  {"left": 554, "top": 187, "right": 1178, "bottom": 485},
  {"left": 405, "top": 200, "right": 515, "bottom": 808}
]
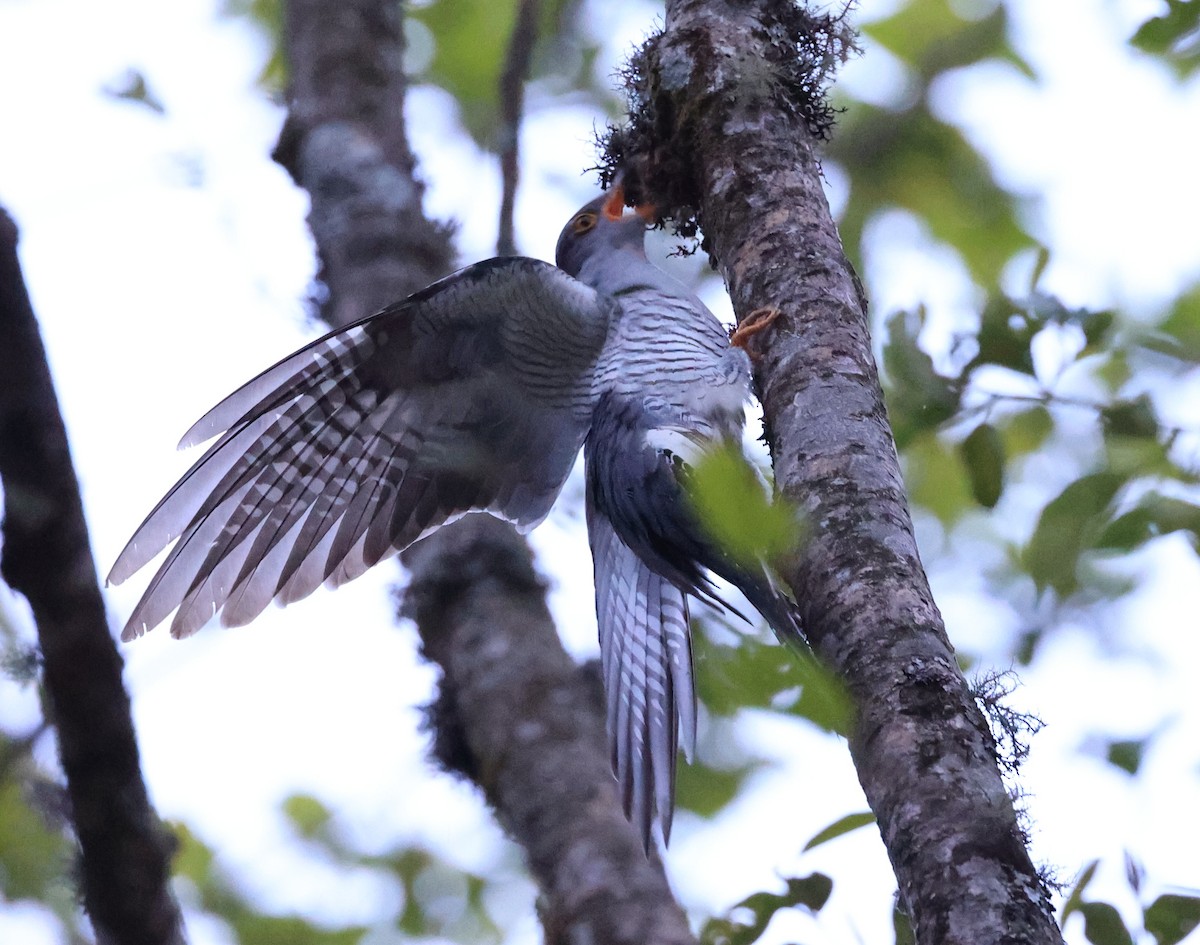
[
  {"left": 497, "top": 0, "right": 541, "bottom": 256},
  {"left": 616, "top": 2, "right": 1064, "bottom": 942},
  {"left": 275, "top": 1, "right": 695, "bottom": 936},
  {"left": 0, "top": 207, "right": 184, "bottom": 945},
  {"left": 406, "top": 516, "right": 695, "bottom": 945}
]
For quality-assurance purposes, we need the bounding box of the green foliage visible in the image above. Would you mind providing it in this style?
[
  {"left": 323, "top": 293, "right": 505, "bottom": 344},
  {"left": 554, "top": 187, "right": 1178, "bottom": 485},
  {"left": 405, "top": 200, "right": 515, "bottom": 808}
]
[
  {"left": 1023, "top": 473, "right": 1125, "bottom": 597},
  {"left": 170, "top": 798, "right": 512, "bottom": 944},
  {"left": 882, "top": 309, "right": 961, "bottom": 448},
  {"left": 959, "top": 422, "right": 1004, "bottom": 508},
  {"left": 685, "top": 444, "right": 805, "bottom": 570},
  {"left": 701, "top": 873, "right": 833, "bottom": 945},
  {"left": 675, "top": 756, "right": 763, "bottom": 819},
  {"left": 693, "top": 629, "right": 854, "bottom": 737},
  {"left": 1060, "top": 857, "right": 1200, "bottom": 945},
  {"left": 1131, "top": 0, "right": 1200, "bottom": 77},
  {"left": 802, "top": 811, "right": 876, "bottom": 851}
]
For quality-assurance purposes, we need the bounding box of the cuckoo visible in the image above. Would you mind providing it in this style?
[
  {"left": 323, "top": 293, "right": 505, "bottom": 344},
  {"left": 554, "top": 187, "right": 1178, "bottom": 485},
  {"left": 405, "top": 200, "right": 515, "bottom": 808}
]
[{"left": 109, "top": 186, "right": 802, "bottom": 847}]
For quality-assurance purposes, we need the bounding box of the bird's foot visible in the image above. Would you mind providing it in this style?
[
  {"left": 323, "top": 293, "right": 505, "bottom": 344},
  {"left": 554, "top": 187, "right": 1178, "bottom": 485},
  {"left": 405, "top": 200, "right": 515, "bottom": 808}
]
[{"left": 730, "top": 307, "right": 783, "bottom": 353}]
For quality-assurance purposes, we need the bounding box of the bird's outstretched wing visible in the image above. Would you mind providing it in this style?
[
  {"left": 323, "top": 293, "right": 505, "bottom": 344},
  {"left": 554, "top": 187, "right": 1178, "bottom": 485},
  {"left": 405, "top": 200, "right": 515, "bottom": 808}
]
[{"left": 109, "top": 257, "right": 614, "bottom": 640}]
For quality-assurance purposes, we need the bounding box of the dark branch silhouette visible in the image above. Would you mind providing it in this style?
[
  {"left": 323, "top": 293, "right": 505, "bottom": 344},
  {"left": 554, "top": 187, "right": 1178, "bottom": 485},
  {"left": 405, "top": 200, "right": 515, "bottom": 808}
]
[
  {"left": 0, "top": 206, "right": 184, "bottom": 945},
  {"left": 497, "top": 0, "right": 542, "bottom": 256}
]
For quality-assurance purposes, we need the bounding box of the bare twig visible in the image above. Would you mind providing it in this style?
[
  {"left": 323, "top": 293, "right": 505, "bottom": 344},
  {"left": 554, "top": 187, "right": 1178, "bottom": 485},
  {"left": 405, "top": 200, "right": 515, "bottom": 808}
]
[{"left": 497, "top": 0, "right": 542, "bottom": 256}]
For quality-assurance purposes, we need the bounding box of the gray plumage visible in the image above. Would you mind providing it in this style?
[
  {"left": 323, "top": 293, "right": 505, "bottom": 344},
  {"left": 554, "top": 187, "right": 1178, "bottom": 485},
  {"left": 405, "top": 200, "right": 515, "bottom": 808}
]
[{"left": 110, "top": 190, "right": 800, "bottom": 848}]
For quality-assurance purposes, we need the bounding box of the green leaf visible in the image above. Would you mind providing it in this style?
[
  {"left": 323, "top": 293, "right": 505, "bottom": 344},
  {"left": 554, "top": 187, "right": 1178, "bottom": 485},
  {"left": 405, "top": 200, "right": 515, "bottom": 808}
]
[
  {"left": 101, "top": 68, "right": 166, "bottom": 114},
  {"left": 959, "top": 423, "right": 1005, "bottom": 507},
  {"left": 693, "top": 633, "right": 805, "bottom": 716},
  {"left": 1097, "top": 494, "right": 1200, "bottom": 552},
  {"left": 865, "top": 0, "right": 1034, "bottom": 79},
  {"left": 791, "top": 651, "right": 855, "bottom": 736},
  {"left": 1143, "top": 284, "right": 1200, "bottom": 361},
  {"left": 972, "top": 295, "right": 1040, "bottom": 375},
  {"left": 1101, "top": 395, "right": 1159, "bottom": 438},
  {"left": 803, "top": 811, "right": 876, "bottom": 851},
  {"left": 1131, "top": 0, "right": 1200, "bottom": 77},
  {"left": 686, "top": 445, "right": 803, "bottom": 570},
  {"left": 282, "top": 793, "right": 333, "bottom": 838},
  {"left": 1062, "top": 860, "right": 1101, "bottom": 922},
  {"left": 999, "top": 406, "right": 1053, "bottom": 458},
  {"left": 1079, "top": 901, "right": 1134, "bottom": 945},
  {"left": 902, "top": 432, "right": 975, "bottom": 526},
  {"left": 675, "top": 758, "right": 763, "bottom": 819},
  {"left": 701, "top": 874, "right": 833, "bottom": 945},
  {"left": 829, "top": 105, "right": 1033, "bottom": 291},
  {"left": 1145, "top": 893, "right": 1200, "bottom": 945},
  {"left": 1023, "top": 473, "right": 1124, "bottom": 596},
  {"left": 1105, "top": 738, "right": 1147, "bottom": 775},
  {"left": 883, "top": 309, "right": 961, "bottom": 448}
]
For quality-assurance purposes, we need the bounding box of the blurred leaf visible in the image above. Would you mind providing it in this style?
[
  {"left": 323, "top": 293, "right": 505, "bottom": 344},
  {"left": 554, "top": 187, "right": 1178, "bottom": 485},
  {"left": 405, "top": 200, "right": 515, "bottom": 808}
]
[
  {"left": 959, "top": 422, "right": 1005, "bottom": 507},
  {"left": 694, "top": 633, "right": 805, "bottom": 716},
  {"left": 803, "top": 811, "right": 875, "bottom": 851},
  {"left": 101, "top": 68, "right": 165, "bottom": 114},
  {"left": 791, "top": 651, "right": 855, "bottom": 736},
  {"left": 1101, "top": 395, "right": 1158, "bottom": 439},
  {"left": 1062, "top": 860, "right": 1101, "bottom": 922},
  {"left": 999, "top": 406, "right": 1053, "bottom": 458},
  {"left": 1023, "top": 473, "right": 1124, "bottom": 596},
  {"left": 171, "top": 822, "right": 216, "bottom": 887},
  {"left": 0, "top": 777, "right": 71, "bottom": 900},
  {"left": 1145, "top": 893, "right": 1200, "bottom": 945},
  {"left": 222, "top": 0, "right": 287, "bottom": 94},
  {"left": 1105, "top": 738, "right": 1147, "bottom": 775},
  {"left": 1131, "top": 0, "right": 1200, "bottom": 77},
  {"left": 687, "top": 444, "right": 803, "bottom": 569},
  {"left": 282, "top": 793, "right": 334, "bottom": 839},
  {"left": 1079, "top": 901, "right": 1134, "bottom": 945},
  {"left": 702, "top": 873, "right": 833, "bottom": 945},
  {"left": 1142, "top": 284, "right": 1200, "bottom": 361},
  {"left": 864, "top": 0, "right": 1033, "bottom": 79},
  {"left": 972, "top": 295, "right": 1040, "bottom": 374},
  {"left": 883, "top": 309, "right": 962, "bottom": 447},
  {"left": 1125, "top": 851, "right": 1144, "bottom": 894},
  {"left": 675, "top": 758, "right": 763, "bottom": 819},
  {"left": 230, "top": 915, "right": 364, "bottom": 945},
  {"left": 902, "top": 431, "right": 975, "bottom": 525},
  {"left": 894, "top": 901, "right": 916, "bottom": 945},
  {"left": 1098, "top": 494, "right": 1200, "bottom": 552},
  {"left": 831, "top": 105, "right": 1033, "bottom": 290}
]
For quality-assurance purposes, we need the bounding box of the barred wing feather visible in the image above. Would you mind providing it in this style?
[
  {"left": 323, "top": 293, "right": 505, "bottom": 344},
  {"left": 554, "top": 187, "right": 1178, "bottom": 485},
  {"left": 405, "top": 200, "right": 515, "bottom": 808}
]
[{"left": 109, "top": 258, "right": 613, "bottom": 640}]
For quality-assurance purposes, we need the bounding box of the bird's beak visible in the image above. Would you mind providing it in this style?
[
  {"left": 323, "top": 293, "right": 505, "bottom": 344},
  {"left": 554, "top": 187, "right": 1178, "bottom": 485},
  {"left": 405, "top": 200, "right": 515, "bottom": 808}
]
[{"left": 602, "top": 181, "right": 658, "bottom": 223}]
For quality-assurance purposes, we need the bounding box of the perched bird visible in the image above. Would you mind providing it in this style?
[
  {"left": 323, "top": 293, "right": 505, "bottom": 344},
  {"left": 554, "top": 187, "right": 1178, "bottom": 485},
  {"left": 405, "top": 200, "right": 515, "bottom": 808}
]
[{"left": 109, "top": 186, "right": 800, "bottom": 847}]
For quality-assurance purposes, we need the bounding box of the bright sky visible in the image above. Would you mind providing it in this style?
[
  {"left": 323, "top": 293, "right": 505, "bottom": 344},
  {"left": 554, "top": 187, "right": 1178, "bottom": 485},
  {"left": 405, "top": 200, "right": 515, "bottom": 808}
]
[{"left": 1, "top": 0, "right": 1198, "bottom": 943}]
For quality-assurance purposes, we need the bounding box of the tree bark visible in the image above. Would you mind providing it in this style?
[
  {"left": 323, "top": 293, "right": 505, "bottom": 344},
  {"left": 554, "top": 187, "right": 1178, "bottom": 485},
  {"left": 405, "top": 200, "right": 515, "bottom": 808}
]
[
  {"left": 0, "top": 207, "right": 185, "bottom": 945},
  {"left": 621, "top": 2, "right": 1064, "bottom": 943},
  {"left": 275, "top": 2, "right": 697, "bottom": 940}
]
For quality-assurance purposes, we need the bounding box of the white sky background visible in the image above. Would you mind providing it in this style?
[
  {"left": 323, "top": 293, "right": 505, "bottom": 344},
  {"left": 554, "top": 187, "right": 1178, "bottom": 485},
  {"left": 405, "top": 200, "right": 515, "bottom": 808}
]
[{"left": 0, "top": 0, "right": 1198, "bottom": 943}]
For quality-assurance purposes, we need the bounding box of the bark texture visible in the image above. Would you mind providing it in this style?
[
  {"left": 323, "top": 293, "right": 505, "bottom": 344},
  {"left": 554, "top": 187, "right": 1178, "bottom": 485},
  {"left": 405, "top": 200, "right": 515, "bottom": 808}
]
[
  {"left": 407, "top": 516, "right": 695, "bottom": 945},
  {"left": 619, "top": 3, "right": 1063, "bottom": 943},
  {"left": 276, "top": 2, "right": 697, "bottom": 939},
  {"left": 0, "top": 208, "right": 184, "bottom": 945}
]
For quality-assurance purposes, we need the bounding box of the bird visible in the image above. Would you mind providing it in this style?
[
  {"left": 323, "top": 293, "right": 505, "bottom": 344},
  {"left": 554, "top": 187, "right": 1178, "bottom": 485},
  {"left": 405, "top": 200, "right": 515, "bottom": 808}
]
[{"left": 108, "top": 184, "right": 802, "bottom": 848}]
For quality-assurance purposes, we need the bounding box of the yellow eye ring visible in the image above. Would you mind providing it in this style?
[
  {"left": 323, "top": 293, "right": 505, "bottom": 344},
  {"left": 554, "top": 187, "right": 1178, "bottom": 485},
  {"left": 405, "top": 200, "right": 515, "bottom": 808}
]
[{"left": 572, "top": 212, "right": 598, "bottom": 235}]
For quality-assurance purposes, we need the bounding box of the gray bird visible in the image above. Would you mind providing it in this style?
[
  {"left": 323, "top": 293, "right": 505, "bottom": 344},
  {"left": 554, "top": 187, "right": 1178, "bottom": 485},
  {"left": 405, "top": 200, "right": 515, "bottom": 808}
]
[{"left": 109, "top": 187, "right": 801, "bottom": 847}]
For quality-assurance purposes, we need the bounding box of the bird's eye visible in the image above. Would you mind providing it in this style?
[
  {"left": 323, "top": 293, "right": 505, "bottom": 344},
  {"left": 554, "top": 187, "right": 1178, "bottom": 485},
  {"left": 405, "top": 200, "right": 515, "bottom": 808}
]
[{"left": 572, "top": 212, "right": 598, "bottom": 235}]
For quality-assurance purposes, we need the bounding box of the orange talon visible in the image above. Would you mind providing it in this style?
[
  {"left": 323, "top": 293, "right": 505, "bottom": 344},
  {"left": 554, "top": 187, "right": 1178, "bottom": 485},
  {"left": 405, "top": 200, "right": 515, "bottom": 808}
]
[{"left": 730, "top": 306, "right": 783, "bottom": 352}]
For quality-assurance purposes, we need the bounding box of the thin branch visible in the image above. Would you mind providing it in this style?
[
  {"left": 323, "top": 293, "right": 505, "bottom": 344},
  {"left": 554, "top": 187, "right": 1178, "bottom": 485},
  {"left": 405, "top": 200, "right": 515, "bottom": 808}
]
[
  {"left": 0, "top": 206, "right": 184, "bottom": 945},
  {"left": 497, "top": 0, "right": 542, "bottom": 256}
]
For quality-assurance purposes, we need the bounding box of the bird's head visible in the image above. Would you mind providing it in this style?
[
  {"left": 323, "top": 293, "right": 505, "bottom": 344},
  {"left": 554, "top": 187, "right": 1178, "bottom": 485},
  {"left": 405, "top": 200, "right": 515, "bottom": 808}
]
[{"left": 555, "top": 184, "right": 657, "bottom": 283}]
